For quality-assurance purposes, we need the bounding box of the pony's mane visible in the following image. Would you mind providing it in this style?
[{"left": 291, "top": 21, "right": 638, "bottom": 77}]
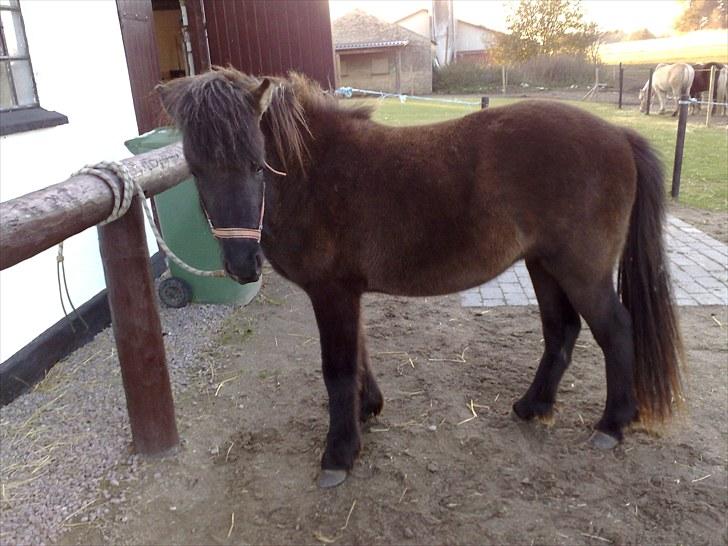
[
  {"left": 263, "top": 71, "right": 373, "bottom": 174},
  {"left": 160, "top": 67, "right": 263, "bottom": 167},
  {"left": 160, "top": 67, "right": 373, "bottom": 175}
]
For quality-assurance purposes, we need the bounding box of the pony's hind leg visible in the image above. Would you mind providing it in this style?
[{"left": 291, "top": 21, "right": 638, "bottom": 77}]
[
  {"left": 358, "top": 326, "right": 383, "bottom": 422},
  {"left": 560, "top": 275, "right": 638, "bottom": 447},
  {"left": 309, "top": 285, "right": 363, "bottom": 487},
  {"left": 513, "top": 259, "right": 581, "bottom": 423}
]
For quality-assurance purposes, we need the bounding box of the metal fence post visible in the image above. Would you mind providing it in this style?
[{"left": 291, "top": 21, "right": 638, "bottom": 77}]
[
  {"left": 646, "top": 68, "right": 654, "bottom": 115},
  {"left": 98, "top": 194, "right": 179, "bottom": 455},
  {"left": 618, "top": 62, "right": 624, "bottom": 109},
  {"left": 671, "top": 94, "right": 689, "bottom": 199}
]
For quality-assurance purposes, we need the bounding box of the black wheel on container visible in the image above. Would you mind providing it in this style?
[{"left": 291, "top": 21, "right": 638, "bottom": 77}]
[{"left": 158, "top": 277, "right": 192, "bottom": 308}]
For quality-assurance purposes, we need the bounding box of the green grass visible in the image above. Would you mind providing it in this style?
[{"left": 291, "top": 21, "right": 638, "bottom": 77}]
[{"left": 362, "top": 96, "right": 727, "bottom": 211}]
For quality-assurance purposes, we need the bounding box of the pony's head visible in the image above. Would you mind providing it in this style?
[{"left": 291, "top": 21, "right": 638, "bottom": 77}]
[{"left": 158, "top": 68, "right": 278, "bottom": 283}]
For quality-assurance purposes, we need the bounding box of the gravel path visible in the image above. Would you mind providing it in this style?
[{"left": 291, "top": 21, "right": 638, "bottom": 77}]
[{"left": 0, "top": 301, "right": 240, "bottom": 546}]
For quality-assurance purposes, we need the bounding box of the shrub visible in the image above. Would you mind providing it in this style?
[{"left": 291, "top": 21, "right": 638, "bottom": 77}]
[
  {"left": 509, "top": 54, "right": 596, "bottom": 87},
  {"left": 434, "top": 54, "right": 598, "bottom": 93},
  {"left": 433, "top": 63, "right": 502, "bottom": 93}
]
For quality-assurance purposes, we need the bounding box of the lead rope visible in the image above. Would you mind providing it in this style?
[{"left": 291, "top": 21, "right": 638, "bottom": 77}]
[
  {"left": 55, "top": 160, "right": 229, "bottom": 327},
  {"left": 73, "top": 160, "right": 228, "bottom": 277},
  {"left": 57, "top": 159, "right": 286, "bottom": 323}
]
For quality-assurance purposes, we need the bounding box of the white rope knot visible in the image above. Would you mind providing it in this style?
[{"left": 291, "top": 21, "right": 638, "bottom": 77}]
[
  {"left": 74, "top": 161, "right": 135, "bottom": 225},
  {"left": 67, "top": 161, "right": 226, "bottom": 280}
]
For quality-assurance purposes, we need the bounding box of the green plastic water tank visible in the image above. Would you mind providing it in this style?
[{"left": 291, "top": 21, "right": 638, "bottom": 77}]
[{"left": 125, "top": 127, "right": 260, "bottom": 306}]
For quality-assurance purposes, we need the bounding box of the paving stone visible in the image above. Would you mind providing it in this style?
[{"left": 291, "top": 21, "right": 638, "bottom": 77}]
[
  {"left": 504, "top": 293, "right": 529, "bottom": 306},
  {"left": 500, "top": 283, "right": 523, "bottom": 294},
  {"left": 479, "top": 286, "right": 503, "bottom": 299},
  {"left": 461, "top": 292, "right": 484, "bottom": 307}
]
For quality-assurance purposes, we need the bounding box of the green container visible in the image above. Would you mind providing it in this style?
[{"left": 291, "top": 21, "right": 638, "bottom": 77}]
[{"left": 125, "top": 127, "right": 260, "bottom": 306}]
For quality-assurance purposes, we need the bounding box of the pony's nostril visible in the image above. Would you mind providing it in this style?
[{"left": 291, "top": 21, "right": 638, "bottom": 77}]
[{"left": 254, "top": 253, "right": 263, "bottom": 272}]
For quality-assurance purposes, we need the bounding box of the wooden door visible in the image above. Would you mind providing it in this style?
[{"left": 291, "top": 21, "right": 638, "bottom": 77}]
[{"left": 117, "top": 0, "right": 163, "bottom": 133}]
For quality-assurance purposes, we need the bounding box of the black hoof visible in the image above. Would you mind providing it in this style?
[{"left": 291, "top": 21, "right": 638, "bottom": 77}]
[
  {"left": 589, "top": 430, "right": 619, "bottom": 450},
  {"left": 512, "top": 399, "right": 553, "bottom": 422},
  {"left": 318, "top": 469, "right": 348, "bottom": 488}
]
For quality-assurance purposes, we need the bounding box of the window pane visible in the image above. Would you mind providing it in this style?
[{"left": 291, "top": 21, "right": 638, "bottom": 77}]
[
  {"left": 0, "top": 61, "right": 15, "bottom": 107},
  {"left": 1, "top": 8, "right": 28, "bottom": 57},
  {"left": 10, "top": 59, "right": 34, "bottom": 106}
]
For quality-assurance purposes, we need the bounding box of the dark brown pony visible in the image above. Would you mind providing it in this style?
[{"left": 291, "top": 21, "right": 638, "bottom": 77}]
[
  {"left": 159, "top": 67, "right": 683, "bottom": 488},
  {"left": 691, "top": 62, "right": 726, "bottom": 112}
]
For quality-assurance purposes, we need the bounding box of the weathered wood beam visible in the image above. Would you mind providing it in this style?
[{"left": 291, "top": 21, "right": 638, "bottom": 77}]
[
  {"left": 98, "top": 195, "right": 179, "bottom": 454},
  {"left": 0, "top": 142, "right": 188, "bottom": 271}
]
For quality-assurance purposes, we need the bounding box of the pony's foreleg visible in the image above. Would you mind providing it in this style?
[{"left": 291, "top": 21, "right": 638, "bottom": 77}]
[
  {"left": 310, "top": 285, "right": 363, "bottom": 487},
  {"left": 513, "top": 259, "right": 581, "bottom": 423},
  {"left": 657, "top": 90, "right": 666, "bottom": 114},
  {"left": 358, "top": 326, "right": 383, "bottom": 422}
]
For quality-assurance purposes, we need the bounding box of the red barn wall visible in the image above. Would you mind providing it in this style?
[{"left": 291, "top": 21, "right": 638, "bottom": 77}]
[{"left": 203, "top": 0, "right": 336, "bottom": 88}]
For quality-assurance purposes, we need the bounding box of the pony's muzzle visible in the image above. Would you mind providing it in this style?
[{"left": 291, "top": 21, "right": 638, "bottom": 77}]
[{"left": 223, "top": 246, "right": 262, "bottom": 284}]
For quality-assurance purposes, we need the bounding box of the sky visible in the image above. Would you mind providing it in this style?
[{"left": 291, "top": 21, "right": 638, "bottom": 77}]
[{"left": 328, "top": 0, "right": 688, "bottom": 36}]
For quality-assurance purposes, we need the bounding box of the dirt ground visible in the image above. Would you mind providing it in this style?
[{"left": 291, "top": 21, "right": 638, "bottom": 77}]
[
  {"left": 670, "top": 203, "right": 728, "bottom": 244},
  {"left": 59, "top": 258, "right": 727, "bottom": 545}
]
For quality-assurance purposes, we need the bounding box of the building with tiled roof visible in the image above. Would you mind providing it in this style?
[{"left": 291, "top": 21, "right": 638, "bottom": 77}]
[{"left": 332, "top": 10, "right": 433, "bottom": 94}]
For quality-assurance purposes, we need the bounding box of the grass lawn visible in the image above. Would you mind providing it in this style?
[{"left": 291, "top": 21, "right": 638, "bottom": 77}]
[{"left": 362, "top": 96, "right": 727, "bottom": 211}]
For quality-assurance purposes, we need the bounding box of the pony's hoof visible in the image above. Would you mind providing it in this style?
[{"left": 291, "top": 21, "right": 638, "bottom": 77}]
[
  {"left": 589, "top": 430, "right": 619, "bottom": 450},
  {"left": 318, "top": 469, "right": 348, "bottom": 488}
]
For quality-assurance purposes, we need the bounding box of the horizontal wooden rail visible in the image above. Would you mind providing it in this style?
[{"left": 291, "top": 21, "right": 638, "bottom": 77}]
[
  {"left": 0, "top": 142, "right": 188, "bottom": 271},
  {"left": 1, "top": 141, "right": 190, "bottom": 455}
]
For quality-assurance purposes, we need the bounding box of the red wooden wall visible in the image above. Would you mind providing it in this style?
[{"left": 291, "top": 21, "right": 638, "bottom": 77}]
[
  {"left": 202, "top": 0, "right": 336, "bottom": 88},
  {"left": 116, "top": 0, "right": 163, "bottom": 133}
]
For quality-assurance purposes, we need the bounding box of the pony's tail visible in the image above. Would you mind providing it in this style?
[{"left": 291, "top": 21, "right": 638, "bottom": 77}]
[{"left": 619, "top": 129, "right": 684, "bottom": 425}]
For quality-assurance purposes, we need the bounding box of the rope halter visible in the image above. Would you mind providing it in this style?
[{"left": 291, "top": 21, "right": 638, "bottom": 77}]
[{"left": 207, "top": 160, "right": 286, "bottom": 243}]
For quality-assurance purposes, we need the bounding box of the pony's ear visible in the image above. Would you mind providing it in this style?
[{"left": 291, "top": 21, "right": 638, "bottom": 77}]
[
  {"left": 252, "top": 78, "right": 275, "bottom": 116},
  {"left": 156, "top": 77, "right": 192, "bottom": 122}
]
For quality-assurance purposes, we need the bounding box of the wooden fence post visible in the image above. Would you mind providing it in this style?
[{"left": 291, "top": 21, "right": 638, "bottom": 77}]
[
  {"left": 98, "top": 194, "right": 179, "bottom": 455},
  {"left": 705, "top": 65, "right": 716, "bottom": 127},
  {"left": 646, "top": 68, "right": 653, "bottom": 115},
  {"left": 618, "top": 62, "right": 624, "bottom": 109},
  {"left": 671, "top": 94, "right": 690, "bottom": 199}
]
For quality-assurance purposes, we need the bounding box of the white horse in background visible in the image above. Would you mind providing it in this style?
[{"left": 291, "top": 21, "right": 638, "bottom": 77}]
[{"left": 639, "top": 63, "right": 695, "bottom": 116}]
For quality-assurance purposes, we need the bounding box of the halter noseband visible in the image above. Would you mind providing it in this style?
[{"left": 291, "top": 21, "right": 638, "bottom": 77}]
[
  {"left": 206, "top": 161, "right": 285, "bottom": 243},
  {"left": 208, "top": 184, "right": 265, "bottom": 243}
]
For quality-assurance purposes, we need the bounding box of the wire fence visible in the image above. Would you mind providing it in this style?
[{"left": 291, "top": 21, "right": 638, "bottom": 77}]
[{"left": 335, "top": 86, "right": 481, "bottom": 107}]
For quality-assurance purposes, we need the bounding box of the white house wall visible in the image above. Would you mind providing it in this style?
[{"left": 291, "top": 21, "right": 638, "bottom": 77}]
[
  {"left": 455, "top": 22, "right": 497, "bottom": 52},
  {"left": 0, "top": 1, "right": 156, "bottom": 361},
  {"left": 396, "top": 11, "right": 430, "bottom": 39}
]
